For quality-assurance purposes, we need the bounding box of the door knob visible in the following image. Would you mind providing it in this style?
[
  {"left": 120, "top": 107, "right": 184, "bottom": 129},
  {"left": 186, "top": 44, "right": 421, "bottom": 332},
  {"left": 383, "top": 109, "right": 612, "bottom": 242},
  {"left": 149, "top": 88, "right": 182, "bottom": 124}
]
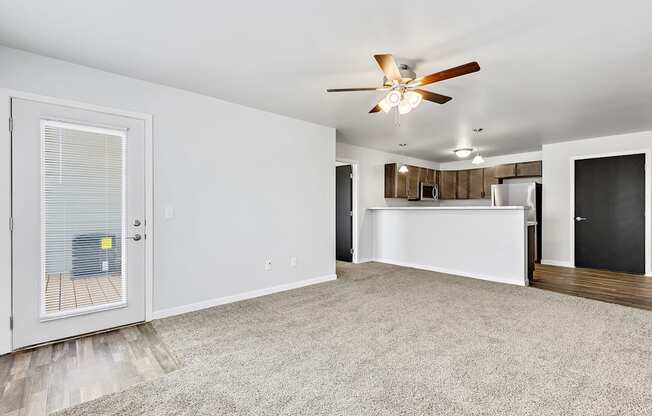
[
  {"left": 575, "top": 216, "right": 588, "bottom": 222},
  {"left": 128, "top": 234, "right": 142, "bottom": 241}
]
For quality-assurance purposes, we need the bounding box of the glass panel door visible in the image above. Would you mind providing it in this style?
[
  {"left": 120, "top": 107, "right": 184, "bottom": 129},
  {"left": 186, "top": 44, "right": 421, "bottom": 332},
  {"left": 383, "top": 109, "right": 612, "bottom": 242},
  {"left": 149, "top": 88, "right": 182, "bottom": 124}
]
[
  {"left": 41, "top": 120, "right": 127, "bottom": 318},
  {"left": 12, "top": 98, "right": 146, "bottom": 349}
]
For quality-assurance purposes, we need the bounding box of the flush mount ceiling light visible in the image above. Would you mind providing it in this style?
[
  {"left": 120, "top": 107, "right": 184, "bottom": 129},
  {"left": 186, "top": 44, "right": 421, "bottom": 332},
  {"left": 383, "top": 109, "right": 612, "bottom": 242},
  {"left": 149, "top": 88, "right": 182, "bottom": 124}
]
[
  {"left": 453, "top": 148, "right": 473, "bottom": 158},
  {"left": 326, "top": 54, "right": 480, "bottom": 116}
]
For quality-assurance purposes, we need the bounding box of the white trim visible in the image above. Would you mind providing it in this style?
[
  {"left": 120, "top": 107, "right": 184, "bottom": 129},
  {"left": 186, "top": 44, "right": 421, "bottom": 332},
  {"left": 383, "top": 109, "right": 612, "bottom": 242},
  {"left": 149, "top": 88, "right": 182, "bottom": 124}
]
[
  {"left": 372, "top": 258, "right": 528, "bottom": 287},
  {"left": 335, "top": 158, "right": 359, "bottom": 263},
  {"left": 0, "top": 89, "right": 154, "bottom": 354},
  {"left": 541, "top": 259, "right": 575, "bottom": 268},
  {"left": 569, "top": 150, "right": 651, "bottom": 276},
  {"left": 152, "top": 273, "right": 337, "bottom": 320},
  {"left": 0, "top": 93, "right": 10, "bottom": 355}
]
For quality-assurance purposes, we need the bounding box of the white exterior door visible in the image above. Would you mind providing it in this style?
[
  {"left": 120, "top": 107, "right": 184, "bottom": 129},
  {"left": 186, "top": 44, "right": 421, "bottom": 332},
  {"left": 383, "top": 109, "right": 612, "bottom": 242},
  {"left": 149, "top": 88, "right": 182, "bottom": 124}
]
[{"left": 11, "top": 98, "right": 146, "bottom": 349}]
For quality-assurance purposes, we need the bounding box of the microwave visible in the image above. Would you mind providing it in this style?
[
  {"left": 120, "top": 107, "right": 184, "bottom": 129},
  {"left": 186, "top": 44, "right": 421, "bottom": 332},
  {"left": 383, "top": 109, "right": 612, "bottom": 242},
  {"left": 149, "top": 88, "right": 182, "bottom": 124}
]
[{"left": 420, "top": 182, "right": 439, "bottom": 200}]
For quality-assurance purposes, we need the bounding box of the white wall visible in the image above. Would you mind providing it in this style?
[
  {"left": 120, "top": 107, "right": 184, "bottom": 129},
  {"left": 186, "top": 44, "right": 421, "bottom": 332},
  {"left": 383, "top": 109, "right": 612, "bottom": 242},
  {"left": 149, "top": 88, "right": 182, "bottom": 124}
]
[
  {"left": 0, "top": 45, "right": 336, "bottom": 352},
  {"left": 542, "top": 131, "right": 652, "bottom": 275},
  {"left": 336, "top": 142, "right": 439, "bottom": 262}
]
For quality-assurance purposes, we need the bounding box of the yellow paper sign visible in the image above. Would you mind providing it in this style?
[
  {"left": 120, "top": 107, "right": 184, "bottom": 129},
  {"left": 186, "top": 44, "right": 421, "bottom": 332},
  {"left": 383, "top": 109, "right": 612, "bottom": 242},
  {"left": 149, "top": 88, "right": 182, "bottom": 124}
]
[{"left": 101, "top": 237, "right": 113, "bottom": 250}]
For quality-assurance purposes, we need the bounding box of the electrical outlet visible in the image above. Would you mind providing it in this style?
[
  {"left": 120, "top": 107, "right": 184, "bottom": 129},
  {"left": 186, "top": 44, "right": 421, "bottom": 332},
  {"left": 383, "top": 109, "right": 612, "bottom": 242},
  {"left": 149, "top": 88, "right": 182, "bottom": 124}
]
[
  {"left": 265, "top": 259, "right": 272, "bottom": 271},
  {"left": 290, "top": 257, "right": 297, "bottom": 267}
]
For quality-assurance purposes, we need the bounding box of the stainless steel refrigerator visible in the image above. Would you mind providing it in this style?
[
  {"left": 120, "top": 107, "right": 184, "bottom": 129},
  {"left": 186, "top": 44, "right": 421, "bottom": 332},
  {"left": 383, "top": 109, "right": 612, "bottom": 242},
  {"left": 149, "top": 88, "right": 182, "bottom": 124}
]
[{"left": 491, "top": 182, "right": 542, "bottom": 261}]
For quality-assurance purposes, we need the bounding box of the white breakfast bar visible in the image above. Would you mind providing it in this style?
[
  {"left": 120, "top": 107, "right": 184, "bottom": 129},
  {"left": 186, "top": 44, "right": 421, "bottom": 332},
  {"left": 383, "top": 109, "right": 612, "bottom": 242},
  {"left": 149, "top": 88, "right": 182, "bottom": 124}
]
[{"left": 368, "top": 206, "right": 530, "bottom": 286}]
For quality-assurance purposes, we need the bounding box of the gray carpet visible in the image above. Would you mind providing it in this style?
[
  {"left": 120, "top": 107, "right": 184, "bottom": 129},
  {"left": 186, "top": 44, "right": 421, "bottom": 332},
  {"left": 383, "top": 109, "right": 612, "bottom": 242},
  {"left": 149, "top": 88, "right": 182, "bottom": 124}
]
[{"left": 58, "top": 262, "right": 652, "bottom": 415}]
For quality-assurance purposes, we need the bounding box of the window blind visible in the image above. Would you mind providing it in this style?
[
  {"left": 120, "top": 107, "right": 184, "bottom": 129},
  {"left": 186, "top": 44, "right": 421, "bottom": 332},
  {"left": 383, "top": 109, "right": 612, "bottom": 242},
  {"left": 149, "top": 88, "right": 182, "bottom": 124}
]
[{"left": 41, "top": 120, "right": 126, "bottom": 312}]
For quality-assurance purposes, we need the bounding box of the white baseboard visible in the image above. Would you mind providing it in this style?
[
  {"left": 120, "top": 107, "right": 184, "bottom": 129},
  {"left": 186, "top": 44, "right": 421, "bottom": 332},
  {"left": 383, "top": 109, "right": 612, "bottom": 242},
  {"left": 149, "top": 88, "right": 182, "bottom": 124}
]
[
  {"left": 373, "top": 258, "right": 527, "bottom": 287},
  {"left": 152, "top": 274, "right": 337, "bottom": 320},
  {"left": 540, "top": 259, "right": 575, "bottom": 268},
  {"left": 355, "top": 258, "right": 373, "bottom": 264}
]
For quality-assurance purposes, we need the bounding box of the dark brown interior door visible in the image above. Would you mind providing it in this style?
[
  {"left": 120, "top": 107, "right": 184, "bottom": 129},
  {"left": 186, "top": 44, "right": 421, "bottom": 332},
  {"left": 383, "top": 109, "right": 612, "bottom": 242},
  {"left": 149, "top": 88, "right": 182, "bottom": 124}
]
[
  {"left": 575, "top": 154, "right": 645, "bottom": 274},
  {"left": 336, "top": 165, "right": 353, "bottom": 262}
]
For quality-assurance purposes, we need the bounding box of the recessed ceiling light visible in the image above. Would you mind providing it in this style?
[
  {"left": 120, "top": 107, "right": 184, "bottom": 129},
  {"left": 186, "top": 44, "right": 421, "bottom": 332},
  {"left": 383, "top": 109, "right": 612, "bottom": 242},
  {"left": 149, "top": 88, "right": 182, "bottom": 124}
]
[{"left": 453, "top": 148, "right": 473, "bottom": 158}]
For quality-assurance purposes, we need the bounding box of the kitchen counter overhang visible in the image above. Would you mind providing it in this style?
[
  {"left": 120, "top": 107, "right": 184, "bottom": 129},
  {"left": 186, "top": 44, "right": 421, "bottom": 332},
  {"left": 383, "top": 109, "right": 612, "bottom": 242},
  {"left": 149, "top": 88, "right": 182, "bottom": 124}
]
[{"left": 368, "top": 206, "right": 529, "bottom": 286}]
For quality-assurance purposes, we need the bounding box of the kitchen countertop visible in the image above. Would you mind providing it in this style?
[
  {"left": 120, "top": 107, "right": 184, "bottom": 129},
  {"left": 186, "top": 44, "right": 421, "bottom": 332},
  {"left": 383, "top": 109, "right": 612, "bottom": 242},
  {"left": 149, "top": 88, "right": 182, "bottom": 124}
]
[{"left": 367, "top": 206, "right": 528, "bottom": 211}]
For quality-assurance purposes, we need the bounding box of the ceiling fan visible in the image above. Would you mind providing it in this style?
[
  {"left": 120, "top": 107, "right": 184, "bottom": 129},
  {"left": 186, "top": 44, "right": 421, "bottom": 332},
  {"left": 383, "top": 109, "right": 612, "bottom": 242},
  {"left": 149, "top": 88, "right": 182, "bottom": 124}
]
[{"left": 326, "top": 54, "right": 480, "bottom": 115}]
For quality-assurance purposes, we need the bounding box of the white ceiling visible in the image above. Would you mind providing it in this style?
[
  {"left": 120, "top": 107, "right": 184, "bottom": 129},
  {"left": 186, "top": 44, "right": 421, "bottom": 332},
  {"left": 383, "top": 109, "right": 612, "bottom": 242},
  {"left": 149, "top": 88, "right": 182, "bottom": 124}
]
[{"left": 1, "top": 1, "right": 652, "bottom": 161}]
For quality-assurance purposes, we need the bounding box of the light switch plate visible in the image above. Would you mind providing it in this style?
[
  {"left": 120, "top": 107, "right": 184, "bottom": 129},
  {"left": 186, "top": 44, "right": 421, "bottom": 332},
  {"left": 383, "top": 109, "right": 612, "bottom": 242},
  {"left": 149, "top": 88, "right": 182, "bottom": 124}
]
[
  {"left": 290, "top": 257, "right": 297, "bottom": 267},
  {"left": 164, "top": 206, "right": 174, "bottom": 219},
  {"left": 265, "top": 259, "right": 272, "bottom": 271}
]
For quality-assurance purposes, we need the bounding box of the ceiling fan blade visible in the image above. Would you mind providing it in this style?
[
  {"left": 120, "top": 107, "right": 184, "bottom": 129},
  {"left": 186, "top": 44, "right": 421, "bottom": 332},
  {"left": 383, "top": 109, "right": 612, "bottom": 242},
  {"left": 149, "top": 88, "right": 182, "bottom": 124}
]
[
  {"left": 374, "top": 54, "right": 402, "bottom": 82},
  {"left": 369, "top": 104, "right": 383, "bottom": 113},
  {"left": 408, "top": 62, "right": 480, "bottom": 87},
  {"left": 415, "top": 89, "right": 453, "bottom": 104},
  {"left": 326, "top": 87, "right": 382, "bottom": 92}
]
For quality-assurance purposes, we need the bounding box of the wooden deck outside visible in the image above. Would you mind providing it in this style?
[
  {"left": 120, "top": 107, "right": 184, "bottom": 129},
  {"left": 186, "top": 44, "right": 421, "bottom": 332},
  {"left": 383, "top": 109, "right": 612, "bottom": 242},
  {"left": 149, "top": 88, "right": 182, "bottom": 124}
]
[{"left": 44, "top": 273, "right": 123, "bottom": 314}]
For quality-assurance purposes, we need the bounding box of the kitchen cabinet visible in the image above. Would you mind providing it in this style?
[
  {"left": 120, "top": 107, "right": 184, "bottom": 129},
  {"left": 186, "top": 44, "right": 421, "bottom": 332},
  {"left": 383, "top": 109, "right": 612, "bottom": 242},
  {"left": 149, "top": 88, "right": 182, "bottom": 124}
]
[
  {"left": 406, "top": 165, "right": 420, "bottom": 200},
  {"left": 419, "top": 167, "right": 435, "bottom": 184},
  {"left": 384, "top": 163, "right": 408, "bottom": 198},
  {"left": 482, "top": 166, "right": 498, "bottom": 199},
  {"left": 494, "top": 163, "right": 516, "bottom": 178},
  {"left": 469, "top": 168, "right": 484, "bottom": 199},
  {"left": 457, "top": 170, "right": 470, "bottom": 199},
  {"left": 516, "top": 161, "right": 542, "bottom": 177},
  {"left": 439, "top": 171, "right": 457, "bottom": 200},
  {"left": 385, "top": 161, "right": 540, "bottom": 200}
]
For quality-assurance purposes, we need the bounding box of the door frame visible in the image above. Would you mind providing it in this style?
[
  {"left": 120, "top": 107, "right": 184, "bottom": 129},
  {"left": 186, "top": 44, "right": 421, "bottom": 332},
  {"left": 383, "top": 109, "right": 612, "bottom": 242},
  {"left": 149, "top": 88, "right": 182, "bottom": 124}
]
[
  {"left": 569, "top": 149, "right": 651, "bottom": 276},
  {"left": 0, "top": 89, "right": 154, "bottom": 354},
  {"left": 335, "top": 158, "right": 358, "bottom": 263}
]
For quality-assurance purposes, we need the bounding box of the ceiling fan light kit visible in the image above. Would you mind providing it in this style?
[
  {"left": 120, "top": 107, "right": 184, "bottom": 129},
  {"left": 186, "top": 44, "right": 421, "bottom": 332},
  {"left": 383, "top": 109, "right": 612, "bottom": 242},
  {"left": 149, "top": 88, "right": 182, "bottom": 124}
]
[{"left": 326, "top": 54, "right": 480, "bottom": 117}]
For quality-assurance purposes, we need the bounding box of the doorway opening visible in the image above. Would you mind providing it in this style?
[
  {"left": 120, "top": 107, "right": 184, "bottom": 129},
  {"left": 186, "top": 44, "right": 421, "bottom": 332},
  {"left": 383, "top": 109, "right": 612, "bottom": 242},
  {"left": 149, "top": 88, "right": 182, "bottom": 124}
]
[{"left": 335, "top": 160, "right": 358, "bottom": 263}]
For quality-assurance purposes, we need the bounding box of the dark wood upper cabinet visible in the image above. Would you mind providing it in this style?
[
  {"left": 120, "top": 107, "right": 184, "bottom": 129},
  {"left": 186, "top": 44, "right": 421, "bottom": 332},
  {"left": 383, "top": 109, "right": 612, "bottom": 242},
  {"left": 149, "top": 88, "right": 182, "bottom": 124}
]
[
  {"left": 384, "top": 164, "right": 396, "bottom": 198},
  {"left": 384, "top": 163, "right": 408, "bottom": 198},
  {"left": 439, "top": 170, "right": 457, "bottom": 200},
  {"left": 456, "top": 170, "right": 470, "bottom": 199},
  {"left": 494, "top": 163, "right": 516, "bottom": 178},
  {"left": 482, "top": 166, "right": 498, "bottom": 199},
  {"left": 385, "top": 161, "right": 540, "bottom": 200},
  {"left": 469, "top": 168, "right": 484, "bottom": 199},
  {"left": 420, "top": 167, "right": 435, "bottom": 184},
  {"left": 516, "top": 161, "right": 542, "bottom": 177},
  {"left": 406, "top": 165, "right": 420, "bottom": 200}
]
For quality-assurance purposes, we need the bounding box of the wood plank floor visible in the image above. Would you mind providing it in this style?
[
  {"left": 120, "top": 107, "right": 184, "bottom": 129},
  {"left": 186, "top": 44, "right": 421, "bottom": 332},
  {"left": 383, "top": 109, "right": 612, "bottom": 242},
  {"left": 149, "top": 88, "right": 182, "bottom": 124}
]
[
  {"left": 0, "top": 324, "right": 180, "bottom": 416},
  {"left": 532, "top": 264, "right": 652, "bottom": 310}
]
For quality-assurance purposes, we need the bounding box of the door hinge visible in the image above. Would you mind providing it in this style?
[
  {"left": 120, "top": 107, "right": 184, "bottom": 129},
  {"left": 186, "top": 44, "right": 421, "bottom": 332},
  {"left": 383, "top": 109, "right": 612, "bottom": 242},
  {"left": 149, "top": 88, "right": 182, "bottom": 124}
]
[
  {"left": 349, "top": 211, "right": 353, "bottom": 217},
  {"left": 349, "top": 173, "right": 353, "bottom": 179},
  {"left": 9, "top": 316, "right": 13, "bottom": 330},
  {"left": 8, "top": 118, "right": 13, "bottom": 133},
  {"left": 8, "top": 217, "right": 13, "bottom": 232},
  {"left": 350, "top": 248, "right": 354, "bottom": 254}
]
